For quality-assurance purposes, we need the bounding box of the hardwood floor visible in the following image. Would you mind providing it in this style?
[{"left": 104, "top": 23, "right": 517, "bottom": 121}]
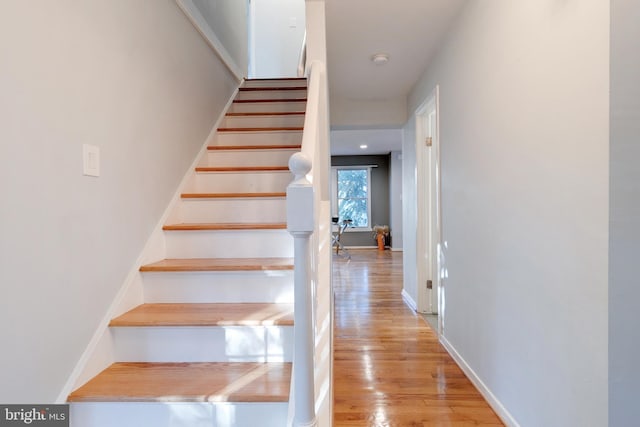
[{"left": 333, "top": 250, "right": 504, "bottom": 426}]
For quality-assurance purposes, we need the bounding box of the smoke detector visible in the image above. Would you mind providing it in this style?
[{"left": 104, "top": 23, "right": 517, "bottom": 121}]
[{"left": 371, "top": 53, "right": 389, "bottom": 65}]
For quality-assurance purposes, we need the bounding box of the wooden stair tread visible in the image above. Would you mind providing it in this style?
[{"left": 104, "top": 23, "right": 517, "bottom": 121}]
[
  {"left": 245, "top": 77, "right": 306, "bottom": 81},
  {"left": 233, "top": 98, "right": 307, "bottom": 103},
  {"left": 181, "top": 192, "right": 286, "bottom": 199},
  {"left": 68, "top": 362, "right": 291, "bottom": 403},
  {"left": 218, "top": 127, "right": 303, "bottom": 132},
  {"left": 194, "top": 166, "right": 289, "bottom": 172},
  {"left": 207, "top": 144, "right": 301, "bottom": 151},
  {"left": 163, "top": 222, "right": 287, "bottom": 231},
  {"left": 109, "top": 303, "right": 294, "bottom": 327},
  {"left": 140, "top": 257, "right": 294, "bottom": 272},
  {"left": 239, "top": 86, "right": 306, "bottom": 92},
  {"left": 226, "top": 112, "right": 305, "bottom": 117}
]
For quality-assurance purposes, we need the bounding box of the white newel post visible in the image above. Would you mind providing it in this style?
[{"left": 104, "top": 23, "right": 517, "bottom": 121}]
[{"left": 287, "top": 153, "right": 317, "bottom": 427}]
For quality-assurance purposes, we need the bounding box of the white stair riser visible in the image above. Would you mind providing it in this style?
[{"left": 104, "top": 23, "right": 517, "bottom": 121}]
[
  {"left": 178, "top": 199, "right": 286, "bottom": 223},
  {"left": 228, "top": 101, "right": 306, "bottom": 113},
  {"left": 243, "top": 79, "right": 306, "bottom": 88},
  {"left": 70, "top": 402, "right": 288, "bottom": 427},
  {"left": 235, "top": 90, "right": 307, "bottom": 101},
  {"left": 143, "top": 271, "right": 294, "bottom": 303},
  {"left": 165, "top": 230, "right": 293, "bottom": 258},
  {"left": 216, "top": 131, "right": 302, "bottom": 146},
  {"left": 205, "top": 149, "right": 298, "bottom": 167},
  {"left": 221, "top": 114, "right": 305, "bottom": 128},
  {"left": 112, "top": 326, "right": 293, "bottom": 363},
  {"left": 189, "top": 171, "right": 291, "bottom": 193}
]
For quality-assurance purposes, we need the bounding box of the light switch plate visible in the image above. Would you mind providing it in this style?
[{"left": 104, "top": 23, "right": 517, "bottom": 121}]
[{"left": 83, "top": 144, "right": 100, "bottom": 177}]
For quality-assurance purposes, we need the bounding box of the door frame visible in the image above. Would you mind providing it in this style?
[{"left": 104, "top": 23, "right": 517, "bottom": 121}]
[{"left": 414, "top": 86, "right": 443, "bottom": 333}]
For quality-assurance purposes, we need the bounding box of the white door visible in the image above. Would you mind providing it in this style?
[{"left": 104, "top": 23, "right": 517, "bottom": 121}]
[
  {"left": 416, "top": 88, "right": 441, "bottom": 322},
  {"left": 425, "top": 109, "right": 439, "bottom": 314}
]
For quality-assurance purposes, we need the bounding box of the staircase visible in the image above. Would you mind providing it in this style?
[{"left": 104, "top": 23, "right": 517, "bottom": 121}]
[{"left": 67, "top": 78, "right": 308, "bottom": 427}]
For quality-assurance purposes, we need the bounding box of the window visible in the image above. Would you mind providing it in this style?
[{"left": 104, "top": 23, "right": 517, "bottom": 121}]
[{"left": 332, "top": 167, "right": 371, "bottom": 229}]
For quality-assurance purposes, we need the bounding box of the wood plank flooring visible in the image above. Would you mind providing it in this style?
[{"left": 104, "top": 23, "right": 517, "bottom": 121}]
[{"left": 333, "top": 250, "right": 504, "bottom": 426}]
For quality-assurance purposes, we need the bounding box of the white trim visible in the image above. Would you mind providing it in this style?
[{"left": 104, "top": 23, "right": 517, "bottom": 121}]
[
  {"left": 57, "top": 88, "right": 241, "bottom": 402},
  {"left": 440, "top": 336, "right": 521, "bottom": 427},
  {"left": 175, "top": 0, "right": 245, "bottom": 81},
  {"left": 414, "top": 100, "right": 428, "bottom": 314},
  {"left": 297, "top": 31, "right": 307, "bottom": 78},
  {"left": 332, "top": 165, "right": 379, "bottom": 169},
  {"left": 401, "top": 289, "right": 417, "bottom": 312},
  {"left": 390, "top": 248, "right": 403, "bottom": 252},
  {"left": 343, "top": 245, "right": 377, "bottom": 250}
]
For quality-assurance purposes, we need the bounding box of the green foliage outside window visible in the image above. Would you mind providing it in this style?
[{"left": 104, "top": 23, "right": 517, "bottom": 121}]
[{"left": 337, "top": 169, "right": 369, "bottom": 227}]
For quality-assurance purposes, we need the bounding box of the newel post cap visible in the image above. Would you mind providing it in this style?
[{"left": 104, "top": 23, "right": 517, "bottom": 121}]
[
  {"left": 287, "top": 152, "right": 314, "bottom": 233},
  {"left": 289, "top": 152, "right": 312, "bottom": 186}
]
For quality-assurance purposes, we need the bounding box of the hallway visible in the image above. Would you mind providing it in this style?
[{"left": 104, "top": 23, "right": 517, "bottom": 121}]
[{"left": 333, "top": 250, "right": 503, "bottom": 426}]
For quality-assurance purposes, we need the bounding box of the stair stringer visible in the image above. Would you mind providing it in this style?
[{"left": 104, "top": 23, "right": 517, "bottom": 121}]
[{"left": 56, "top": 86, "right": 241, "bottom": 404}]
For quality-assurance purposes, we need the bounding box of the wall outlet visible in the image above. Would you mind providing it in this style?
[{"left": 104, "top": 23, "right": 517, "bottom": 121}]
[{"left": 83, "top": 144, "right": 100, "bottom": 177}]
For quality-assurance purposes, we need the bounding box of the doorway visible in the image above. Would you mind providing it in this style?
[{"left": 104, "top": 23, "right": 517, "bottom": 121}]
[{"left": 415, "top": 87, "right": 443, "bottom": 334}]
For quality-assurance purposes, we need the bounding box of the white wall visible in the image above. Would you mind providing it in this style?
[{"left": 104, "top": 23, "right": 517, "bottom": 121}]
[
  {"left": 250, "top": 0, "right": 306, "bottom": 78},
  {"left": 389, "top": 151, "right": 403, "bottom": 250},
  {"left": 609, "top": 0, "right": 640, "bottom": 425},
  {"left": 0, "top": 1, "right": 237, "bottom": 402},
  {"left": 330, "top": 96, "right": 407, "bottom": 128},
  {"left": 406, "top": 2, "right": 609, "bottom": 426},
  {"left": 193, "top": 0, "right": 249, "bottom": 76}
]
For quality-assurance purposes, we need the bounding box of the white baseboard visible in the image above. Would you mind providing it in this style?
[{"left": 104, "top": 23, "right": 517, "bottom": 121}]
[
  {"left": 401, "top": 289, "right": 417, "bottom": 312},
  {"left": 439, "top": 336, "right": 520, "bottom": 427},
  {"left": 57, "top": 86, "right": 240, "bottom": 403},
  {"left": 390, "top": 247, "right": 403, "bottom": 252}
]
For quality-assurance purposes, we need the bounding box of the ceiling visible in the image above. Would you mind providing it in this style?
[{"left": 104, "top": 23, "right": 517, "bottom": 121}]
[
  {"left": 330, "top": 128, "right": 403, "bottom": 156},
  {"left": 324, "top": 0, "right": 467, "bottom": 154}
]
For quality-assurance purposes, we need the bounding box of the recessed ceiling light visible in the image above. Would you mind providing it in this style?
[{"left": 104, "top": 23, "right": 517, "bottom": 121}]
[
  {"left": 360, "top": 144, "right": 368, "bottom": 149},
  {"left": 371, "top": 53, "right": 389, "bottom": 65}
]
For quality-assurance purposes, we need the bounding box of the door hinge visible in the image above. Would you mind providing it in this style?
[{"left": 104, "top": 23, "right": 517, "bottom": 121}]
[
  {"left": 425, "top": 137, "right": 432, "bottom": 147},
  {"left": 426, "top": 279, "right": 433, "bottom": 289}
]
